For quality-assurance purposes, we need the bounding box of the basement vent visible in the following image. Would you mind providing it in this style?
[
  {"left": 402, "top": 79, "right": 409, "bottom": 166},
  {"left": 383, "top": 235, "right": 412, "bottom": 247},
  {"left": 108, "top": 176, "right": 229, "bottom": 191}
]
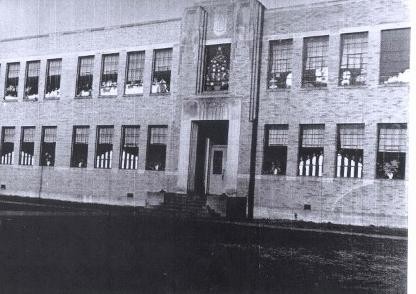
[
  {"left": 0, "top": 184, "right": 5, "bottom": 190},
  {"left": 127, "top": 193, "right": 134, "bottom": 198},
  {"left": 304, "top": 204, "right": 311, "bottom": 210}
]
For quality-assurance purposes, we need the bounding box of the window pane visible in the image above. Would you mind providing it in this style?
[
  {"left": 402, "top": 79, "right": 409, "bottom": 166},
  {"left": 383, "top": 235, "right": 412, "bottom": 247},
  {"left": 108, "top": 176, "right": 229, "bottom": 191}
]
[
  {"left": 146, "top": 126, "right": 167, "bottom": 170},
  {"left": 76, "top": 56, "right": 94, "bottom": 97},
  {"left": 378, "top": 124, "right": 407, "bottom": 152},
  {"left": 299, "top": 125, "right": 324, "bottom": 177},
  {"left": 5, "top": 63, "right": 20, "bottom": 98},
  {"left": 41, "top": 127, "right": 57, "bottom": 167},
  {"left": 204, "top": 44, "right": 231, "bottom": 91},
  {"left": 302, "top": 36, "right": 329, "bottom": 87},
  {"left": 120, "top": 126, "right": 140, "bottom": 170},
  {"left": 301, "top": 125, "right": 324, "bottom": 147},
  {"left": 263, "top": 124, "right": 288, "bottom": 175},
  {"left": 125, "top": 52, "right": 145, "bottom": 95},
  {"left": 100, "top": 54, "right": 118, "bottom": 96},
  {"left": 268, "top": 125, "right": 288, "bottom": 146},
  {"left": 71, "top": 126, "right": 89, "bottom": 168},
  {"left": 96, "top": 126, "right": 114, "bottom": 169},
  {"left": 1, "top": 127, "right": 15, "bottom": 165},
  {"left": 20, "top": 127, "right": 35, "bottom": 166},
  {"left": 25, "top": 61, "right": 40, "bottom": 99},
  {"left": 150, "top": 127, "right": 168, "bottom": 144},
  {"left": 45, "top": 59, "right": 62, "bottom": 98},
  {"left": 152, "top": 49, "right": 172, "bottom": 93},
  {"left": 269, "top": 40, "right": 292, "bottom": 89},
  {"left": 380, "top": 28, "right": 410, "bottom": 84},
  {"left": 339, "top": 32, "right": 368, "bottom": 86},
  {"left": 336, "top": 124, "right": 364, "bottom": 178}
]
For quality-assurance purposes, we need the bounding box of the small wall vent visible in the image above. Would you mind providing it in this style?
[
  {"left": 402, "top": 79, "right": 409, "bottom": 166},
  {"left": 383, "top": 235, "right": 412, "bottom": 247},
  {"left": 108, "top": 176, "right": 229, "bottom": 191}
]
[
  {"left": 304, "top": 204, "right": 311, "bottom": 210},
  {"left": 0, "top": 184, "right": 5, "bottom": 190},
  {"left": 127, "top": 193, "right": 134, "bottom": 198}
]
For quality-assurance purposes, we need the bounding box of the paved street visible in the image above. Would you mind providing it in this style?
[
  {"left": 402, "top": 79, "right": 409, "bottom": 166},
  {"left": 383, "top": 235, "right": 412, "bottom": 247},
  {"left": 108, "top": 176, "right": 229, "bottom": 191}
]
[{"left": 0, "top": 197, "right": 407, "bottom": 293}]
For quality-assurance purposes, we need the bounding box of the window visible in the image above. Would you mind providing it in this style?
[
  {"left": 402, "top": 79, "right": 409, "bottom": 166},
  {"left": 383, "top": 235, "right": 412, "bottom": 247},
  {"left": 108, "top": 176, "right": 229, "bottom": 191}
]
[
  {"left": 40, "top": 127, "right": 57, "bottom": 167},
  {"left": 19, "top": 127, "right": 35, "bottom": 166},
  {"left": 5, "top": 63, "right": 20, "bottom": 99},
  {"left": 212, "top": 151, "right": 223, "bottom": 174},
  {"left": 268, "top": 40, "right": 292, "bottom": 89},
  {"left": 379, "top": 28, "right": 410, "bottom": 84},
  {"left": 1, "top": 127, "right": 15, "bottom": 165},
  {"left": 76, "top": 56, "right": 94, "bottom": 97},
  {"left": 125, "top": 52, "right": 145, "bottom": 95},
  {"left": 100, "top": 54, "right": 118, "bottom": 96},
  {"left": 376, "top": 124, "right": 406, "bottom": 179},
  {"left": 95, "top": 126, "right": 114, "bottom": 169},
  {"left": 204, "top": 44, "right": 231, "bottom": 91},
  {"left": 298, "top": 125, "right": 324, "bottom": 177},
  {"left": 302, "top": 36, "right": 329, "bottom": 87},
  {"left": 45, "top": 59, "right": 62, "bottom": 98},
  {"left": 339, "top": 32, "right": 368, "bottom": 86},
  {"left": 146, "top": 126, "right": 167, "bottom": 171},
  {"left": 262, "top": 125, "right": 288, "bottom": 175},
  {"left": 151, "top": 49, "right": 172, "bottom": 94},
  {"left": 24, "top": 61, "right": 40, "bottom": 100},
  {"left": 71, "top": 126, "right": 89, "bottom": 168},
  {"left": 336, "top": 124, "right": 364, "bottom": 178},
  {"left": 120, "top": 126, "right": 140, "bottom": 170}
]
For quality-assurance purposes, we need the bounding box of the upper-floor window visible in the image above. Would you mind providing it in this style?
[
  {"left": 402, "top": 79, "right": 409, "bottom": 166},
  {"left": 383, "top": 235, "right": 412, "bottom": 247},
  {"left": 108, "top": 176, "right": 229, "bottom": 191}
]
[
  {"left": 204, "top": 44, "right": 231, "bottom": 91},
  {"left": 120, "top": 125, "right": 140, "bottom": 170},
  {"left": 298, "top": 124, "right": 325, "bottom": 176},
  {"left": 146, "top": 126, "right": 168, "bottom": 170},
  {"left": 151, "top": 49, "right": 172, "bottom": 94},
  {"left": 339, "top": 32, "right": 368, "bottom": 86},
  {"left": 125, "top": 51, "right": 145, "bottom": 95},
  {"left": 376, "top": 124, "right": 406, "bottom": 179},
  {"left": 19, "top": 127, "right": 35, "bottom": 166},
  {"left": 5, "top": 62, "right": 20, "bottom": 99},
  {"left": 40, "top": 126, "right": 57, "bottom": 167},
  {"left": 1, "top": 127, "right": 15, "bottom": 165},
  {"left": 45, "top": 59, "right": 62, "bottom": 98},
  {"left": 76, "top": 56, "right": 94, "bottom": 97},
  {"left": 71, "top": 126, "right": 89, "bottom": 168},
  {"left": 24, "top": 60, "right": 40, "bottom": 100},
  {"left": 379, "top": 28, "right": 410, "bottom": 84},
  {"left": 95, "top": 126, "right": 114, "bottom": 169},
  {"left": 336, "top": 124, "right": 364, "bottom": 178},
  {"left": 268, "top": 40, "right": 292, "bottom": 89},
  {"left": 100, "top": 54, "right": 118, "bottom": 96},
  {"left": 302, "top": 36, "right": 329, "bottom": 87},
  {"left": 262, "top": 124, "right": 288, "bottom": 175}
]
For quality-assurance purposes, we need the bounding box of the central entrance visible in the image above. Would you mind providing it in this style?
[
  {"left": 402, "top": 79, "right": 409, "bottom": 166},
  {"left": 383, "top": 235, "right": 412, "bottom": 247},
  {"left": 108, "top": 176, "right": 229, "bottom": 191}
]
[{"left": 188, "top": 120, "right": 229, "bottom": 196}]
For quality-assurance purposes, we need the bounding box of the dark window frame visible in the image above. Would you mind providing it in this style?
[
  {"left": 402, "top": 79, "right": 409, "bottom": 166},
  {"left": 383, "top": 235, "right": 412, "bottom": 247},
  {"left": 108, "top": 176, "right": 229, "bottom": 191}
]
[
  {"left": 40, "top": 126, "right": 57, "bottom": 167},
  {"left": 145, "top": 125, "right": 168, "bottom": 171},
  {"left": 298, "top": 124, "right": 325, "bottom": 177},
  {"left": 302, "top": 36, "right": 329, "bottom": 88},
  {"left": 45, "top": 58, "right": 62, "bottom": 98},
  {"left": 339, "top": 32, "right": 368, "bottom": 86},
  {"left": 0, "top": 126, "right": 15, "bottom": 165},
  {"left": 125, "top": 51, "right": 145, "bottom": 95},
  {"left": 262, "top": 124, "right": 288, "bottom": 175},
  {"left": 70, "top": 125, "right": 90, "bottom": 168},
  {"left": 76, "top": 55, "right": 94, "bottom": 97},
  {"left": 24, "top": 60, "right": 40, "bottom": 100},
  {"left": 151, "top": 48, "right": 172, "bottom": 94},
  {"left": 335, "top": 124, "right": 364, "bottom": 178},
  {"left": 95, "top": 125, "right": 114, "bottom": 169},
  {"left": 19, "top": 126, "right": 35, "bottom": 166},
  {"left": 120, "top": 125, "right": 140, "bottom": 170},
  {"left": 268, "top": 39, "right": 293, "bottom": 89},
  {"left": 100, "top": 53, "right": 119, "bottom": 97},
  {"left": 5, "top": 62, "right": 20, "bottom": 99}
]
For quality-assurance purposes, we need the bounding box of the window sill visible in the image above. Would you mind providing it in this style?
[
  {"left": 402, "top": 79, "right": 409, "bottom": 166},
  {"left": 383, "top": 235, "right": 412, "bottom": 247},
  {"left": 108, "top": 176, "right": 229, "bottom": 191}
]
[
  {"left": 299, "top": 87, "right": 328, "bottom": 91},
  {"left": 338, "top": 85, "right": 368, "bottom": 89},
  {"left": 123, "top": 94, "right": 144, "bottom": 98},
  {"left": 23, "top": 98, "right": 38, "bottom": 102},
  {"left": 3, "top": 98, "right": 18, "bottom": 102},
  {"left": 44, "top": 97, "right": 60, "bottom": 101},
  {"left": 378, "top": 83, "right": 409, "bottom": 88},
  {"left": 266, "top": 88, "right": 291, "bottom": 92},
  {"left": 200, "top": 90, "right": 229, "bottom": 95},
  {"left": 149, "top": 92, "right": 171, "bottom": 97},
  {"left": 98, "top": 95, "right": 117, "bottom": 99},
  {"left": 74, "top": 95, "right": 92, "bottom": 100}
]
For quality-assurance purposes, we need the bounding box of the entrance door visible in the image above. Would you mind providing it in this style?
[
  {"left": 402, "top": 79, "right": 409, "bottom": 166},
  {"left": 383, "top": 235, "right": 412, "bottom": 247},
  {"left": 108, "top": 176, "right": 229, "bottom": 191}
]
[{"left": 207, "top": 145, "right": 227, "bottom": 195}]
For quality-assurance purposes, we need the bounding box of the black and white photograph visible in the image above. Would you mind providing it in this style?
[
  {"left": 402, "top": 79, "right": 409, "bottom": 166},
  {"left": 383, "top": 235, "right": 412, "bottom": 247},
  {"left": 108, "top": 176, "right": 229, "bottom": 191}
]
[{"left": 0, "top": 0, "right": 413, "bottom": 293}]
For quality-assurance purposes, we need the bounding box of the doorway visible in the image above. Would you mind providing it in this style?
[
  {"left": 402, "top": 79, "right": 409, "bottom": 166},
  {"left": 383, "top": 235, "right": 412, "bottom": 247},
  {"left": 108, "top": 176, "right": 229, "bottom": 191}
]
[{"left": 188, "top": 120, "right": 228, "bottom": 196}]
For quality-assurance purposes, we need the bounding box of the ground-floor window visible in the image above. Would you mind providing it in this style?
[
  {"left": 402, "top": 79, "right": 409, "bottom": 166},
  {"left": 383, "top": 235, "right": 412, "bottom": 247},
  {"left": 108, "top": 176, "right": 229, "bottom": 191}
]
[
  {"left": 1, "top": 127, "right": 15, "bottom": 165},
  {"left": 262, "top": 124, "right": 288, "bottom": 175},
  {"left": 19, "top": 127, "right": 35, "bottom": 166},
  {"left": 298, "top": 124, "right": 324, "bottom": 177},
  {"left": 376, "top": 123, "right": 406, "bottom": 179},
  {"left": 95, "top": 126, "right": 114, "bottom": 169},
  {"left": 336, "top": 124, "right": 364, "bottom": 178},
  {"left": 146, "top": 126, "right": 167, "bottom": 171},
  {"left": 71, "top": 126, "right": 89, "bottom": 168},
  {"left": 120, "top": 125, "right": 140, "bottom": 170},
  {"left": 40, "top": 126, "right": 57, "bottom": 166}
]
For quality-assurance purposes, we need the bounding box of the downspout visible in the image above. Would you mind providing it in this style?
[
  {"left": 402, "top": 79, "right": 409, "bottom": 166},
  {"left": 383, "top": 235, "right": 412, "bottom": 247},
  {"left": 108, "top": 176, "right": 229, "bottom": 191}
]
[{"left": 247, "top": 1, "right": 264, "bottom": 220}]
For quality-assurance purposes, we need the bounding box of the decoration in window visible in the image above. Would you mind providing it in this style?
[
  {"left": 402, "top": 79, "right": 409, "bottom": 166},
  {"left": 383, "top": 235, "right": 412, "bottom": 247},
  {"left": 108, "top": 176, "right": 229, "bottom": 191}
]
[
  {"left": 45, "top": 59, "right": 62, "bottom": 98},
  {"left": 379, "top": 28, "right": 410, "bottom": 84},
  {"left": 120, "top": 126, "right": 140, "bottom": 170},
  {"left": 1, "top": 127, "right": 15, "bottom": 165},
  {"left": 262, "top": 125, "right": 288, "bottom": 175},
  {"left": 146, "top": 126, "right": 167, "bottom": 171},
  {"left": 298, "top": 125, "right": 324, "bottom": 177},
  {"left": 76, "top": 56, "right": 94, "bottom": 97},
  {"left": 40, "top": 127, "right": 57, "bottom": 167},
  {"left": 25, "top": 61, "right": 40, "bottom": 100},
  {"left": 20, "top": 127, "right": 35, "bottom": 166},
  {"left": 302, "top": 36, "right": 329, "bottom": 87},
  {"left": 204, "top": 44, "right": 230, "bottom": 91},
  {"left": 5, "top": 63, "right": 20, "bottom": 99},
  {"left": 125, "top": 52, "right": 145, "bottom": 95},
  {"left": 95, "top": 126, "right": 114, "bottom": 169},
  {"left": 268, "top": 40, "right": 292, "bottom": 89},
  {"left": 336, "top": 124, "right": 364, "bottom": 178},
  {"left": 152, "top": 49, "right": 172, "bottom": 94},
  {"left": 71, "top": 126, "right": 89, "bottom": 168},
  {"left": 339, "top": 32, "right": 368, "bottom": 86},
  {"left": 100, "top": 54, "right": 118, "bottom": 96},
  {"left": 376, "top": 124, "right": 406, "bottom": 179}
]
